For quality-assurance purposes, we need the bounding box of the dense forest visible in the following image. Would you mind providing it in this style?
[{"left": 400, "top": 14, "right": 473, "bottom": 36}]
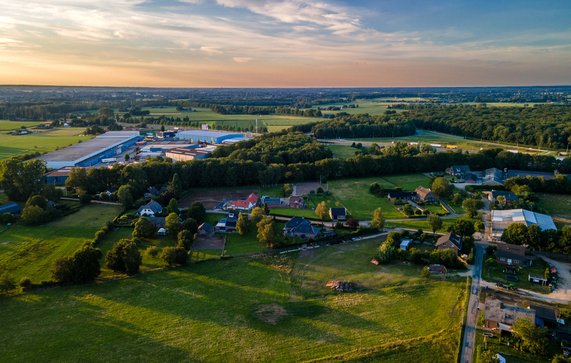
[
  {"left": 407, "top": 105, "right": 571, "bottom": 149},
  {"left": 310, "top": 114, "right": 416, "bottom": 139}
]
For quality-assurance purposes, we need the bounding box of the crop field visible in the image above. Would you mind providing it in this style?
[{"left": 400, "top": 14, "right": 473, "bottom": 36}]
[
  {"left": 0, "top": 204, "right": 122, "bottom": 283},
  {"left": 138, "top": 106, "right": 322, "bottom": 132},
  {"left": 0, "top": 238, "right": 466, "bottom": 362},
  {"left": 315, "top": 98, "right": 422, "bottom": 116},
  {"left": 0, "top": 127, "right": 90, "bottom": 160}
]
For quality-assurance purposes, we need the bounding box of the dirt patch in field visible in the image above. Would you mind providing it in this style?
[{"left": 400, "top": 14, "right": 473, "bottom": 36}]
[
  {"left": 254, "top": 304, "right": 288, "bottom": 325},
  {"left": 192, "top": 236, "right": 225, "bottom": 250},
  {"left": 294, "top": 182, "right": 321, "bottom": 196},
  {"left": 180, "top": 189, "right": 257, "bottom": 209}
]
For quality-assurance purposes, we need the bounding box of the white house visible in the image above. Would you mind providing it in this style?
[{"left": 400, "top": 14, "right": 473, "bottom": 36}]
[{"left": 136, "top": 200, "right": 163, "bottom": 217}]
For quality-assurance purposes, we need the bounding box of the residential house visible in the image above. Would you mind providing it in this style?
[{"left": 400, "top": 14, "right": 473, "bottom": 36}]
[
  {"left": 435, "top": 232, "right": 462, "bottom": 253},
  {"left": 447, "top": 165, "right": 471, "bottom": 178},
  {"left": 387, "top": 191, "right": 418, "bottom": 202},
  {"left": 197, "top": 223, "right": 215, "bottom": 237},
  {"left": 495, "top": 243, "right": 532, "bottom": 266},
  {"left": 415, "top": 186, "right": 438, "bottom": 203},
  {"left": 329, "top": 207, "right": 347, "bottom": 221},
  {"left": 484, "top": 298, "right": 535, "bottom": 332},
  {"left": 0, "top": 202, "right": 21, "bottom": 214},
  {"left": 288, "top": 195, "right": 305, "bottom": 209},
  {"left": 136, "top": 200, "right": 163, "bottom": 217},
  {"left": 216, "top": 211, "right": 239, "bottom": 233},
  {"left": 225, "top": 193, "right": 258, "bottom": 211},
  {"left": 485, "top": 190, "right": 518, "bottom": 204},
  {"left": 283, "top": 217, "right": 321, "bottom": 240},
  {"left": 261, "top": 196, "right": 283, "bottom": 208},
  {"left": 146, "top": 216, "right": 166, "bottom": 229},
  {"left": 482, "top": 168, "right": 505, "bottom": 186},
  {"left": 528, "top": 304, "right": 559, "bottom": 327}
]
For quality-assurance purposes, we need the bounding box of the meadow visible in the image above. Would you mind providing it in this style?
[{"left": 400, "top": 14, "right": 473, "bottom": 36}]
[
  {"left": 0, "top": 120, "right": 46, "bottom": 131},
  {"left": 0, "top": 204, "right": 122, "bottom": 283},
  {"left": 138, "top": 106, "right": 322, "bottom": 132},
  {"left": 0, "top": 238, "right": 466, "bottom": 362},
  {"left": 0, "top": 127, "right": 90, "bottom": 160}
]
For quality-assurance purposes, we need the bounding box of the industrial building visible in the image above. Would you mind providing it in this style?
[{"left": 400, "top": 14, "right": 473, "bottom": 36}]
[
  {"left": 44, "top": 166, "right": 83, "bottom": 185},
  {"left": 39, "top": 131, "right": 141, "bottom": 169},
  {"left": 177, "top": 130, "right": 243, "bottom": 144},
  {"left": 490, "top": 209, "right": 557, "bottom": 239},
  {"left": 165, "top": 147, "right": 213, "bottom": 162}
]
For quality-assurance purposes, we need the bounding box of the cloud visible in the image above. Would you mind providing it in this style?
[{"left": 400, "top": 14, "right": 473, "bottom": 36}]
[
  {"left": 233, "top": 57, "right": 252, "bottom": 63},
  {"left": 200, "top": 46, "right": 223, "bottom": 55}
]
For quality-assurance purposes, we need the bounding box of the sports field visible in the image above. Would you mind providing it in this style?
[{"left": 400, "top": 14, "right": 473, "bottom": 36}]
[
  {"left": 0, "top": 127, "right": 90, "bottom": 160},
  {"left": 137, "top": 106, "right": 322, "bottom": 132},
  {"left": 0, "top": 204, "right": 122, "bottom": 283},
  {"left": 0, "top": 238, "right": 466, "bottom": 362}
]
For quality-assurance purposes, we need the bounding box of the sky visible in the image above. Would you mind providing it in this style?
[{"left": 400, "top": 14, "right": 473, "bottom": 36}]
[{"left": 0, "top": 0, "right": 570, "bottom": 87}]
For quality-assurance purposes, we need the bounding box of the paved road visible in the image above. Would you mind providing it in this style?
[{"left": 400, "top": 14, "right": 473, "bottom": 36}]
[{"left": 460, "top": 243, "right": 484, "bottom": 363}]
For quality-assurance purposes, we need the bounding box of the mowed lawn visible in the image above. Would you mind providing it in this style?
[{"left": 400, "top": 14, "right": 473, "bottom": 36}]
[
  {"left": 0, "top": 238, "right": 466, "bottom": 362},
  {"left": 0, "top": 204, "right": 122, "bottom": 283},
  {"left": 327, "top": 174, "right": 432, "bottom": 220},
  {"left": 0, "top": 127, "right": 90, "bottom": 160}
]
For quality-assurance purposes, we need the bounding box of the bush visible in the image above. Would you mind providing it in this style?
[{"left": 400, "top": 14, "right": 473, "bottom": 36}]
[
  {"left": 177, "top": 230, "right": 194, "bottom": 251},
  {"left": 133, "top": 217, "right": 156, "bottom": 238},
  {"left": 145, "top": 246, "right": 160, "bottom": 258},
  {"left": 105, "top": 239, "right": 142, "bottom": 275},
  {"left": 160, "top": 247, "right": 188, "bottom": 266},
  {"left": 19, "top": 277, "right": 32, "bottom": 290},
  {"left": 20, "top": 205, "right": 48, "bottom": 225},
  {"left": 0, "top": 272, "right": 16, "bottom": 292},
  {"left": 0, "top": 212, "right": 16, "bottom": 224},
  {"left": 52, "top": 246, "right": 102, "bottom": 284}
]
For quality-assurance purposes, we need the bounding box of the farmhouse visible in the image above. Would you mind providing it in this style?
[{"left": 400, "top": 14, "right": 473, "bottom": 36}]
[
  {"left": 0, "top": 202, "right": 21, "bottom": 214},
  {"left": 329, "top": 207, "right": 347, "bottom": 221},
  {"left": 491, "top": 209, "right": 556, "bottom": 239},
  {"left": 415, "top": 186, "right": 438, "bottom": 203},
  {"left": 136, "top": 200, "right": 163, "bottom": 217},
  {"left": 484, "top": 298, "right": 536, "bottom": 332},
  {"left": 38, "top": 131, "right": 141, "bottom": 169},
  {"left": 482, "top": 168, "right": 505, "bottom": 186},
  {"left": 197, "top": 223, "right": 215, "bottom": 237},
  {"left": 225, "top": 193, "right": 258, "bottom": 211},
  {"left": 435, "top": 232, "right": 462, "bottom": 252},
  {"left": 495, "top": 243, "right": 531, "bottom": 266},
  {"left": 283, "top": 217, "right": 321, "bottom": 240}
]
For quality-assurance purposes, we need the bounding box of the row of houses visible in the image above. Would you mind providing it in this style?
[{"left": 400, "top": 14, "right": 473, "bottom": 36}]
[{"left": 447, "top": 165, "right": 560, "bottom": 185}]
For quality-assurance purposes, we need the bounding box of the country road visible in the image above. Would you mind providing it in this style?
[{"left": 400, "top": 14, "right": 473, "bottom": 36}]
[{"left": 460, "top": 243, "right": 484, "bottom": 363}]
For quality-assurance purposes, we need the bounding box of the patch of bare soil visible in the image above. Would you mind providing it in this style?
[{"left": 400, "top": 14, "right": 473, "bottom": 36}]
[{"left": 254, "top": 304, "right": 288, "bottom": 325}]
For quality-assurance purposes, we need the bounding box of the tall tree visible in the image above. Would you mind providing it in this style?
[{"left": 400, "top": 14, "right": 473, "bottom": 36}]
[
  {"left": 165, "top": 212, "right": 182, "bottom": 236},
  {"left": 315, "top": 201, "right": 328, "bottom": 220},
  {"left": 167, "top": 173, "right": 182, "bottom": 197},
  {"left": 52, "top": 246, "right": 102, "bottom": 284},
  {"left": 236, "top": 213, "right": 249, "bottom": 236},
  {"left": 371, "top": 207, "right": 385, "bottom": 230},
  {"left": 132, "top": 217, "right": 156, "bottom": 238},
  {"left": 256, "top": 217, "right": 276, "bottom": 248},
  {"left": 0, "top": 159, "right": 46, "bottom": 201},
  {"left": 431, "top": 177, "right": 451, "bottom": 197},
  {"left": 105, "top": 239, "right": 142, "bottom": 275},
  {"left": 117, "top": 185, "right": 134, "bottom": 208},
  {"left": 428, "top": 214, "right": 443, "bottom": 237},
  {"left": 452, "top": 219, "right": 475, "bottom": 241},
  {"left": 462, "top": 198, "right": 484, "bottom": 218}
]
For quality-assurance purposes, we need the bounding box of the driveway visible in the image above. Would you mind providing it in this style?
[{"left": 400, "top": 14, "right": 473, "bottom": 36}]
[{"left": 460, "top": 243, "right": 484, "bottom": 363}]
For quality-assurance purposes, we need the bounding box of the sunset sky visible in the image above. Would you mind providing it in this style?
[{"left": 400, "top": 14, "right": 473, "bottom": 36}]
[{"left": 0, "top": 0, "right": 570, "bottom": 87}]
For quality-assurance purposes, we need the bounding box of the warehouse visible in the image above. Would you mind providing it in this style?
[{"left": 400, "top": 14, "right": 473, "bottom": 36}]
[
  {"left": 165, "top": 147, "right": 212, "bottom": 162},
  {"left": 491, "top": 209, "right": 557, "bottom": 240},
  {"left": 39, "top": 131, "right": 141, "bottom": 169},
  {"left": 177, "top": 130, "right": 243, "bottom": 144}
]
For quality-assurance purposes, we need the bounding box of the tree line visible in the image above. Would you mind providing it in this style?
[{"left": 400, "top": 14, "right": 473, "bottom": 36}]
[{"left": 405, "top": 105, "right": 571, "bottom": 149}]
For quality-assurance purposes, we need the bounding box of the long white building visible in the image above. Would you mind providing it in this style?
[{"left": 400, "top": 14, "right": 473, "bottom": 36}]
[{"left": 491, "top": 209, "right": 556, "bottom": 239}]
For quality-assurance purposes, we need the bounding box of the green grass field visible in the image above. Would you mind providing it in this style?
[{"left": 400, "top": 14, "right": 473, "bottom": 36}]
[
  {"left": 535, "top": 193, "right": 571, "bottom": 217},
  {"left": 482, "top": 256, "right": 551, "bottom": 294},
  {"left": 327, "top": 174, "right": 432, "bottom": 220},
  {"left": 0, "top": 120, "right": 46, "bottom": 131},
  {"left": 136, "top": 106, "right": 322, "bottom": 132},
  {"left": 0, "top": 204, "right": 122, "bottom": 283},
  {"left": 327, "top": 144, "right": 358, "bottom": 159},
  {"left": 0, "top": 238, "right": 466, "bottom": 362},
  {"left": 0, "top": 127, "right": 90, "bottom": 160}
]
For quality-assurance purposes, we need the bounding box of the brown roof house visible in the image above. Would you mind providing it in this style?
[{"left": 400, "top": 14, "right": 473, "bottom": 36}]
[
  {"left": 484, "top": 298, "right": 535, "bottom": 332},
  {"left": 495, "top": 243, "right": 532, "bottom": 267},
  {"left": 415, "top": 186, "right": 438, "bottom": 203},
  {"left": 436, "top": 232, "right": 462, "bottom": 253}
]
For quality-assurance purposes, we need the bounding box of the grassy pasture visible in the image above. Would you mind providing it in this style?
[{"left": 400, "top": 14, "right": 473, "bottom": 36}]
[
  {"left": 0, "top": 127, "right": 89, "bottom": 160},
  {"left": 0, "top": 238, "right": 466, "bottom": 362},
  {"left": 535, "top": 193, "right": 571, "bottom": 217},
  {"left": 138, "top": 106, "right": 322, "bottom": 132},
  {"left": 327, "top": 174, "right": 432, "bottom": 220},
  {"left": 0, "top": 120, "right": 46, "bottom": 131},
  {"left": 0, "top": 204, "right": 122, "bottom": 283},
  {"left": 327, "top": 144, "right": 358, "bottom": 159}
]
